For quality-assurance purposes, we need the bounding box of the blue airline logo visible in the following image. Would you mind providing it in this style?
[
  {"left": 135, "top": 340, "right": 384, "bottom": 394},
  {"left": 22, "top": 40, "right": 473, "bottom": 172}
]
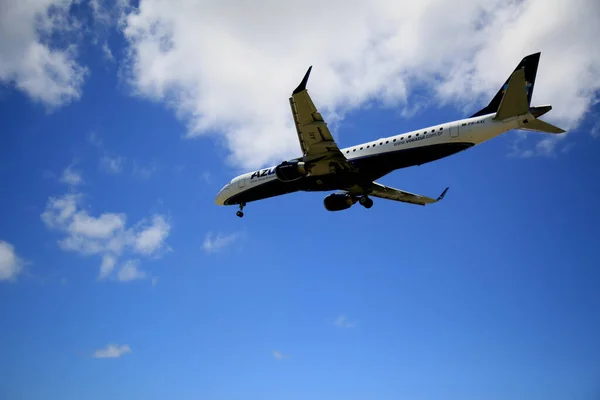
[
  {"left": 501, "top": 81, "right": 532, "bottom": 94},
  {"left": 250, "top": 167, "right": 276, "bottom": 179}
]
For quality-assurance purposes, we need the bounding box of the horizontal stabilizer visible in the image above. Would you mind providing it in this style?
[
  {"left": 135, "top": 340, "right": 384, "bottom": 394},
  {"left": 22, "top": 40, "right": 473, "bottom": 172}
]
[
  {"left": 530, "top": 104, "right": 552, "bottom": 118},
  {"left": 519, "top": 118, "right": 566, "bottom": 134},
  {"left": 493, "top": 67, "right": 529, "bottom": 121}
]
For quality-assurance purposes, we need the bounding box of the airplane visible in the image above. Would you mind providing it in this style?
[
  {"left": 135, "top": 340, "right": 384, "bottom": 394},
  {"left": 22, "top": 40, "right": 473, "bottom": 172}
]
[{"left": 215, "top": 52, "right": 565, "bottom": 217}]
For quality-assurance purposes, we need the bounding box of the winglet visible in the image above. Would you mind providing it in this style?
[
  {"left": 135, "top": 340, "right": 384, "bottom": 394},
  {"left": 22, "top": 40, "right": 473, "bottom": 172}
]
[
  {"left": 293, "top": 66, "right": 312, "bottom": 94},
  {"left": 437, "top": 187, "right": 449, "bottom": 202}
]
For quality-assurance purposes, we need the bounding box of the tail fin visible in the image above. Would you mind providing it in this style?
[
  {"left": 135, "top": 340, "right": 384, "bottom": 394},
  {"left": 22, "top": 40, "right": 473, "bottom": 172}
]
[{"left": 470, "top": 52, "right": 540, "bottom": 118}]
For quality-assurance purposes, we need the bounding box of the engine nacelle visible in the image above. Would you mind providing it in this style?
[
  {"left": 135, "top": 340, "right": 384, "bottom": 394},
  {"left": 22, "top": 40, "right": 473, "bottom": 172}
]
[
  {"left": 275, "top": 160, "right": 308, "bottom": 182},
  {"left": 323, "top": 193, "right": 355, "bottom": 212}
]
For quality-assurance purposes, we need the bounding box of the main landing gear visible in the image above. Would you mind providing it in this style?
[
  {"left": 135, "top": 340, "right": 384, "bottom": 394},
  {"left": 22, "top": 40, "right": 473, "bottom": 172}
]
[
  {"left": 236, "top": 202, "right": 246, "bottom": 218},
  {"left": 359, "top": 195, "right": 373, "bottom": 209}
]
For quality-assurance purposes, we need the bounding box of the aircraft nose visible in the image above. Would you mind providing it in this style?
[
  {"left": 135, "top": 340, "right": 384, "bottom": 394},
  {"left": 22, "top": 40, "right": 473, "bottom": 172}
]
[
  {"left": 214, "top": 189, "right": 226, "bottom": 205},
  {"left": 215, "top": 183, "right": 232, "bottom": 205}
]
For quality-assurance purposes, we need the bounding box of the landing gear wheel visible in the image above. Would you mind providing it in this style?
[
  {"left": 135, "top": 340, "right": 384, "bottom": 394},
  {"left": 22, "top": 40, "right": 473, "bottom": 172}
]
[
  {"left": 236, "top": 202, "right": 246, "bottom": 218},
  {"left": 359, "top": 196, "right": 373, "bottom": 209}
]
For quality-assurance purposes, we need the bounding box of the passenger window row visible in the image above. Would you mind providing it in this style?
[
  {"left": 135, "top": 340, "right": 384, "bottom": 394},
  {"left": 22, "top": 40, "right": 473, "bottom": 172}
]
[{"left": 345, "top": 127, "right": 444, "bottom": 154}]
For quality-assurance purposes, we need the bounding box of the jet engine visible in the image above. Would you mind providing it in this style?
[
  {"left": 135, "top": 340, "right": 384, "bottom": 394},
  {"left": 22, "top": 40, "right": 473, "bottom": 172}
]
[
  {"left": 275, "top": 160, "right": 308, "bottom": 182},
  {"left": 323, "top": 193, "right": 355, "bottom": 211}
]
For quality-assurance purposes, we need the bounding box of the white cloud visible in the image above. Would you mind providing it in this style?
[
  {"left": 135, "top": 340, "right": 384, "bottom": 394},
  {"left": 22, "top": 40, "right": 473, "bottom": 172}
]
[
  {"left": 70, "top": 212, "right": 126, "bottom": 238},
  {"left": 535, "top": 135, "right": 565, "bottom": 157},
  {"left": 0, "top": 0, "right": 88, "bottom": 109},
  {"left": 41, "top": 193, "right": 79, "bottom": 229},
  {"left": 99, "top": 155, "right": 124, "bottom": 174},
  {"left": 119, "top": 0, "right": 600, "bottom": 168},
  {"left": 87, "top": 132, "right": 103, "bottom": 147},
  {"left": 42, "top": 171, "right": 171, "bottom": 281},
  {"left": 90, "top": 0, "right": 134, "bottom": 29},
  {"left": 133, "top": 215, "right": 171, "bottom": 255},
  {"left": 334, "top": 314, "right": 357, "bottom": 329},
  {"left": 0, "top": 241, "right": 24, "bottom": 282},
  {"left": 272, "top": 350, "right": 287, "bottom": 360},
  {"left": 90, "top": 0, "right": 112, "bottom": 28},
  {"left": 92, "top": 343, "right": 132, "bottom": 358},
  {"left": 509, "top": 130, "right": 570, "bottom": 158},
  {"left": 102, "top": 42, "right": 115, "bottom": 63},
  {"left": 200, "top": 171, "right": 211, "bottom": 183},
  {"left": 117, "top": 259, "right": 146, "bottom": 281},
  {"left": 60, "top": 164, "right": 83, "bottom": 187},
  {"left": 99, "top": 254, "right": 116, "bottom": 279},
  {"left": 202, "top": 232, "right": 238, "bottom": 254}
]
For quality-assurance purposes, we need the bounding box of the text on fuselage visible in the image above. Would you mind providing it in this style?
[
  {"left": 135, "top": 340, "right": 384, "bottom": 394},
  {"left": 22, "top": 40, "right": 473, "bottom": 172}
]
[
  {"left": 250, "top": 167, "right": 276, "bottom": 180},
  {"left": 393, "top": 130, "right": 443, "bottom": 146}
]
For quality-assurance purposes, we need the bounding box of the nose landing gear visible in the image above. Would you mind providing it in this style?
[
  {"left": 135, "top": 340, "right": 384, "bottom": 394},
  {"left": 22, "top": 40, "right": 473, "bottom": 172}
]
[{"left": 236, "top": 202, "right": 246, "bottom": 218}]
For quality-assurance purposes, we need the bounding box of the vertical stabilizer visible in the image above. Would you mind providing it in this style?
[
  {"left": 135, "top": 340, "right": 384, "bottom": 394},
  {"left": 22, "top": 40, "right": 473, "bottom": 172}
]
[
  {"left": 492, "top": 67, "right": 529, "bottom": 120},
  {"left": 471, "top": 52, "right": 540, "bottom": 118}
]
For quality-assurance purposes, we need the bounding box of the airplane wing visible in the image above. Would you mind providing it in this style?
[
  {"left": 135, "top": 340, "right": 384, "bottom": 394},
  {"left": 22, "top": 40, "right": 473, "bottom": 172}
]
[
  {"left": 349, "top": 182, "right": 449, "bottom": 206},
  {"left": 289, "top": 67, "right": 355, "bottom": 176}
]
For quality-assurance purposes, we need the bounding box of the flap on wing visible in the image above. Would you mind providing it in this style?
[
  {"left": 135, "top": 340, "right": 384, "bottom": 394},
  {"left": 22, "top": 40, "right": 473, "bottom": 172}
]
[{"left": 354, "top": 182, "right": 449, "bottom": 206}]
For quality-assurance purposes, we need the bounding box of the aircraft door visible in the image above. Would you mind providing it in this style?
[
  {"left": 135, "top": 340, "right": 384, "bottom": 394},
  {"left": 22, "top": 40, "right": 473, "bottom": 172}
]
[
  {"left": 450, "top": 122, "right": 459, "bottom": 138},
  {"left": 238, "top": 177, "right": 246, "bottom": 188}
]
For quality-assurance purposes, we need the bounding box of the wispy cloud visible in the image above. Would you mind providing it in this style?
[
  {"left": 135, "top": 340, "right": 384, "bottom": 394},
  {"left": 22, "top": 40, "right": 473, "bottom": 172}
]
[
  {"left": 89, "top": 0, "right": 113, "bottom": 27},
  {"left": 117, "top": 259, "right": 146, "bottom": 282},
  {"left": 41, "top": 168, "right": 172, "bottom": 282},
  {"left": 535, "top": 136, "right": 563, "bottom": 157},
  {"left": 99, "top": 155, "right": 124, "bottom": 174},
  {"left": 509, "top": 130, "right": 568, "bottom": 158},
  {"left": 132, "top": 161, "right": 158, "bottom": 180},
  {"left": 202, "top": 232, "right": 239, "bottom": 254},
  {"left": 102, "top": 42, "right": 115, "bottom": 63},
  {"left": 133, "top": 215, "right": 172, "bottom": 256},
  {"left": 60, "top": 164, "right": 84, "bottom": 187},
  {"left": 92, "top": 343, "right": 132, "bottom": 359},
  {"left": 86, "top": 134, "right": 131, "bottom": 176},
  {"left": 87, "top": 132, "right": 103, "bottom": 148},
  {"left": 0, "top": 241, "right": 25, "bottom": 282},
  {"left": 334, "top": 314, "right": 357, "bottom": 329},
  {"left": 272, "top": 350, "right": 287, "bottom": 360},
  {"left": 200, "top": 171, "right": 211, "bottom": 183},
  {"left": 99, "top": 254, "right": 116, "bottom": 279}
]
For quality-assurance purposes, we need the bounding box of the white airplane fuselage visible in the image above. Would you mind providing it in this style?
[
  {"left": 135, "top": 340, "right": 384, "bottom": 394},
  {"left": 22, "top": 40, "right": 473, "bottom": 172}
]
[{"left": 215, "top": 111, "right": 523, "bottom": 206}]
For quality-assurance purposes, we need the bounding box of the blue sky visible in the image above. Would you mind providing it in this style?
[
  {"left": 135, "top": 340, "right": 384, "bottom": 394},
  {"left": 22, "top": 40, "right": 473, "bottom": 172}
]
[{"left": 1, "top": 1, "right": 600, "bottom": 399}]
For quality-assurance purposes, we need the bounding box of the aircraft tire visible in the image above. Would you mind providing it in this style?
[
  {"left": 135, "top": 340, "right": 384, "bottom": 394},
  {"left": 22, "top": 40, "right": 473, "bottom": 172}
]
[{"left": 361, "top": 197, "right": 373, "bottom": 209}]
